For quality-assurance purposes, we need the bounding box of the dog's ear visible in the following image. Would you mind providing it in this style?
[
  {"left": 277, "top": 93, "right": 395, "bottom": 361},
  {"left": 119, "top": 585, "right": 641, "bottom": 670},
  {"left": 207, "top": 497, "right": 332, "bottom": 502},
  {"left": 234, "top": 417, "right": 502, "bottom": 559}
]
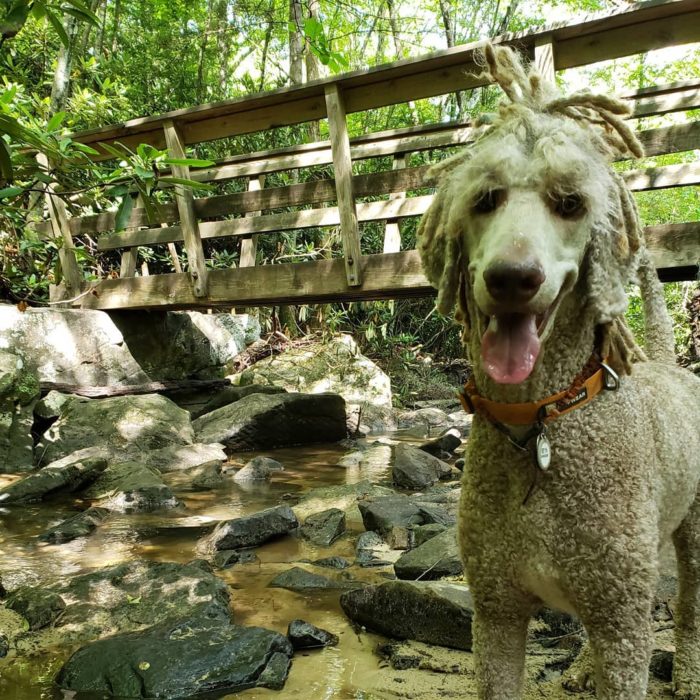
[{"left": 586, "top": 173, "right": 642, "bottom": 325}]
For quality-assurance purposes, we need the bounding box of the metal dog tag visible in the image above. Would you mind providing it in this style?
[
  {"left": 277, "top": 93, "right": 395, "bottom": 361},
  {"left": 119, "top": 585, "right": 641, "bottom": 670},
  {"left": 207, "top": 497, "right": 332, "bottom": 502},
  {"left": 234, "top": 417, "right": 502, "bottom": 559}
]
[{"left": 535, "top": 432, "right": 552, "bottom": 470}]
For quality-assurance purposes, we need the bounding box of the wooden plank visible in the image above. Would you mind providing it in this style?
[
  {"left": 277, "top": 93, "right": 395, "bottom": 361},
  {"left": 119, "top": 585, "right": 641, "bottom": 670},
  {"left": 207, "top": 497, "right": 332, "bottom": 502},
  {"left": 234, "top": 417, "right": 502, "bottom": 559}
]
[
  {"left": 97, "top": 195, "right": 435, "bottom": 251},
  {"left": 239, "top": 176, "right": 265, "bottom": 268},
  {"left": 162, "top": 119, "right": 208, "bottom": 297},
  {"left": 645, "top": 221, "right": 700, "bottom": 269},
  {"left": 384, "top": 154, "right": 407, "bottom": 254},
  {"left": 167, "top": 242, "right": 183, "bottom": 273},
  {"left": 325, "top": 84, "right": 362, "bottom": 286},
  {"left": 622, "top": 161, "right": 700, "bottom": 191},
  {"left": 120, "top": 249, "right": 137, "bottom": 278},
  {"left": 35, "top": 153, "right": 83, "bottom": 296},
  {"left": 534, "top": 35, "right": 556, "bottom": 83},
  {"left": 631, "top": 86, "right": 700, "bottom": 118},
  {"left": 622, "top": 78, "right": 700, "bottom": 99},
  {"left": 638, "top": 120, "right": 700, "bottom": 157}
]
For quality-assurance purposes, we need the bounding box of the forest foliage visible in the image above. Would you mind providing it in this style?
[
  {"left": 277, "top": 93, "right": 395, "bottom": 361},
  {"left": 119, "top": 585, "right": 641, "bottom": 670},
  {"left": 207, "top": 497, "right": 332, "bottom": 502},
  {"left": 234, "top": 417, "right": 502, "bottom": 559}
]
[{"left": 0, "top": 0, "right": 698, "bottom": 379}]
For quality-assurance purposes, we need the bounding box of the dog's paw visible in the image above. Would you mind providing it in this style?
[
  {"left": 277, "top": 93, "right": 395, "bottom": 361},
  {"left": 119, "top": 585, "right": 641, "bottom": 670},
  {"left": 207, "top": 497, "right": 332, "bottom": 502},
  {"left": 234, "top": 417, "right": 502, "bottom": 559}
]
[{"left": 561, "top": 668, "right": 595, "bottom": 694}]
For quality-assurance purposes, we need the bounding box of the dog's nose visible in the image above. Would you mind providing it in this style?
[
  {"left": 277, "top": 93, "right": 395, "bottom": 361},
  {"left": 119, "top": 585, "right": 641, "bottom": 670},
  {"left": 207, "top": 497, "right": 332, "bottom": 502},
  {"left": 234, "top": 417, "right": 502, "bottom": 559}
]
[{"left": 484, "top": 259, "right": 546, "bottom": 302}]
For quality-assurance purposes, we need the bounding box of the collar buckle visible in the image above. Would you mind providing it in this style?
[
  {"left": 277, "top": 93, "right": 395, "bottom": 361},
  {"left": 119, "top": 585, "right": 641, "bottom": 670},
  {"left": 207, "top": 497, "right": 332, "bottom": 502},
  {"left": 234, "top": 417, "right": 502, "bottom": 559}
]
[{"left": 600, "top": 361, "right": 620, "bottom": 391}]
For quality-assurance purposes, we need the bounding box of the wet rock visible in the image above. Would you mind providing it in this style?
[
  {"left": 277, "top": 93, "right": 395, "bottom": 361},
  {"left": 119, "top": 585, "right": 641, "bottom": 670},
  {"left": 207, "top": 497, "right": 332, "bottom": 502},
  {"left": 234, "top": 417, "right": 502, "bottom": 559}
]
[
  {"left": 193, "top": 392, "right": 347, "bottom": 451},
  {"left": 340, "top": 580, "right": 473, "bottom": 650},
  {"left": 33, "top": 389, "right": 71, "bottom": 420},
  {"left": 293, "top": 479, "right": 394, "bottom": 520},
  {"left": 0, "top": 455, "right": 107, "bottom": 504},
  {"left": 36, "top": 394, "right": 194, "bottom": 465},
  {"left": 83, "top": 461, "right": 179, "bottom": 512},
  {"left": 417, "top": 503, "right": 456, "bottom": 527},
  {"left": 204, "top": 505, "right": 298, "bottom": 552},
  {"left": 347, "top": 403, "right": 398, "bottom": 436},
  {"left": 269, "top": 567, "right": 359, "bottom": 592},
  {"left": 212, "top": 550, "right": 255, "bottom": 569},
  {"left": 175, "top": 384, "right": 287, "bottom": 419},
  {"left": 0, "top": 351, "right": 40, "bottom": 473},
  {"left": 56, "top": 617, "right": 293, "bottom": 697},
  {"left": 447, "top": 411, "right": 473, "bottom": 434},
  {"left": 38, "top": 506, "right": 109, "bottom": 544},
  {"left": 0, "top": 634, "right": 8, "bottom": 658},
  {"left": 419, "top": 428, "right": 462, "bottom": 457},
  {"left": 412, "top": 523, "right": 447, "bottom": 547},
  {"left": 337, "top": 450, "right": 364, "bottom": 468},
  {"left": 394, "top": 526, "right": 462, "bottom": 580},
  {"left": 141, "top": 442, "right": 226, "bottom": 474},
  {"left": 186, "top": 559, "right": 214, "bottom": 573},
  {"left": 233, "top": 456, "right": 284, "bottom": 482},
  {"left": 301, "top": 508, "right": 346, "bottom": 546},
  {"left": 396, "top": 407, "right": 451, "bottom": 432},
  {"left": 392, "top": 443, "right": 454, "bottom": 490},
  {"left": 454, "top": 458, "right": 465, "bottom": 471},
  {"left": 649, "top": 649, "right": 673, "bottom": 681},
  {"left": 356, "top": 531, "right": 394, "bottom": 568},
  {"left": 358, "top": 496, "right": 423, "bottom": 536},
  {"left": 5, "top": 587, "right": 66, "bottom": 630},
  {"left": 312, "top": 556, "right": 351, "bottom": 570},
  {"left": 287, "top": 619, "right": 339, "bottom": 649},
  {"left": 191, "top": 460, "right": 226, "bottom": 490},
  {"left": 378, "top": 639, "right": 472, "bottom": 673}
]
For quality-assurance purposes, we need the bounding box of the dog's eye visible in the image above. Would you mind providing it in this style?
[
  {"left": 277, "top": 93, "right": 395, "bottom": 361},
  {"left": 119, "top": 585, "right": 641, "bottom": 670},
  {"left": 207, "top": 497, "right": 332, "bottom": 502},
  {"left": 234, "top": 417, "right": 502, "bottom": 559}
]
[
  {"left": 553, "top": 193, "right": 584, "bottom": 219},
  {"left": 473, "top": 189, "right": 505, "bottom": 214}
]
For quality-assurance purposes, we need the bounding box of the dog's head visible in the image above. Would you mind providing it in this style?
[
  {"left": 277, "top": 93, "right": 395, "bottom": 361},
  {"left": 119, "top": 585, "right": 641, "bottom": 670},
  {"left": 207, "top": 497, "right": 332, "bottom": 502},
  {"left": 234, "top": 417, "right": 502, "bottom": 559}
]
[{"left": 418, "top": 44, "right": 644, "bottom": 384}]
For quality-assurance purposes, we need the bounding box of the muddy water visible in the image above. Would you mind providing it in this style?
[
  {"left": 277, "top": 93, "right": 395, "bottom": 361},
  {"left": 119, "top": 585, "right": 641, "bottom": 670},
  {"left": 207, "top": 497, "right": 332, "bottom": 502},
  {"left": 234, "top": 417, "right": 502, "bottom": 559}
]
[{"left": 0, "top": 439, "right": 675, "bottom": 700}]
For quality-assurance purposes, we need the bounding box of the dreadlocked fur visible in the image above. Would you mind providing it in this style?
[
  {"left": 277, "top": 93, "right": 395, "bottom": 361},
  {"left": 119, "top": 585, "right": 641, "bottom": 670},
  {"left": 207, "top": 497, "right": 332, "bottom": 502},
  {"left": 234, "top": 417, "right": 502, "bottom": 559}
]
[{"left": 417, "top": 42, "right": 670, "bottom": 375}]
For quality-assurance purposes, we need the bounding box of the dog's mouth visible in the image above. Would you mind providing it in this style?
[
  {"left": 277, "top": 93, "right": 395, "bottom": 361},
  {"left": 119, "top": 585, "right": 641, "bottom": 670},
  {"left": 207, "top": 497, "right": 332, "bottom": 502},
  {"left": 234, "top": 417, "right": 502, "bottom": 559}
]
[{"left": 480, "top": 285, "right": 568, "bottom": 385}]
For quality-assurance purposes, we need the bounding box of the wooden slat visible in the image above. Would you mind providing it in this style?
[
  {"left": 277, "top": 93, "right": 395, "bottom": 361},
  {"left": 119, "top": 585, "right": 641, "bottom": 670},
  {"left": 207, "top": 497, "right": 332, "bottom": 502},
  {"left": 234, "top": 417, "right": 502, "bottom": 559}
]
[
  {"left": 384, "top": 154, "right": 407, "bottom": 254},
  {"left": 645, "top": 221, "right": 700, "bottom": 269},
  {"left": 97, "top": 196, "right": 435, "bottom": 251},
  {"left": 622, "top": 161, "right": 700, "bottom": 190},
  {"left": 120, "top": 248, "right": 137, "bottom": 278},
  {"left": 239, "top": 175, "right": 265, "bottom": 268},
  {"left": 162, "top": 120, "right": 208, "bottom": 297},
  {"left": 325, "top": 84, "right": 362, "bottom": 286},
  {"left": 638, "top": 120, "right": 700, "bottom": 157},
  {"left": 534, "top": 35, "right": 556, "bottom": 84},
  {"left": 631, "top": 86, "right": 700, "bottom": 118}
]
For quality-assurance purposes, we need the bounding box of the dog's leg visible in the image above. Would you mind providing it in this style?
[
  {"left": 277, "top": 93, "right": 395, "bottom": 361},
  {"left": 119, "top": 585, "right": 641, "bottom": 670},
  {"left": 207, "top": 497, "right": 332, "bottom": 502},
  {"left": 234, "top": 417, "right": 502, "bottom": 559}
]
[
  {"left": 673, "top": 490, "right": 700, "bottom": 700},
  {"left": 472, "top": 596, "right": 532, "bottom": 700},
  {"left": 561, "top": 639, "right": 595, "bottom": 692}
]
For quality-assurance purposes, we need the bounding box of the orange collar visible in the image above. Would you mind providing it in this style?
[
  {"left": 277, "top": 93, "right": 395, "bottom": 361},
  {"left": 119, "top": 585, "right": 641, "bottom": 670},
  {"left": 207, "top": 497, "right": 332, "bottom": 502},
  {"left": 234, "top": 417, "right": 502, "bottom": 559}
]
[{"left": 459, "top": 356, "right": 619, "bottom": 427}]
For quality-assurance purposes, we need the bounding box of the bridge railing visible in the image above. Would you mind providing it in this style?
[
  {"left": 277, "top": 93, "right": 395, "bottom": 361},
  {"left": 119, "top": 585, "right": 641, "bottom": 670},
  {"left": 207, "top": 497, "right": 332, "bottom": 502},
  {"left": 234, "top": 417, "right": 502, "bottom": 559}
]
[{"left": 33, "top": 0, "right": 700, "bottom": 310}]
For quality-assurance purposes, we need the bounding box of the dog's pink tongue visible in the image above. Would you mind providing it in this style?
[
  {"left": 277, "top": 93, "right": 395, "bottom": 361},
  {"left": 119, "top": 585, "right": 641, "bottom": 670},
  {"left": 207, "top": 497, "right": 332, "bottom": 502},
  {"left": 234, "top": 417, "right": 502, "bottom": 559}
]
[{"left": 481, "top": 314, "right": 540, "bottom": 384}]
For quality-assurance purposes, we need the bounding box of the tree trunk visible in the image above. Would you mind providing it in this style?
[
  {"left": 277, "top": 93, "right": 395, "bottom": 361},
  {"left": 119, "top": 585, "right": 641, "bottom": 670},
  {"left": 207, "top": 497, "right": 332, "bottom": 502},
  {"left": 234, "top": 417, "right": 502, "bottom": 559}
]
[
  {"left": 258, "top": 2, "right": 274, "bottom": 91},
  {"left": 215, "top": 0, "right": 230, "bottom": 95},
  {"left": 289, "top": 0, "right": 304, "bottom": 85},
  {"left": 196, "top": 0, "right": 216, "bottom": 102},
  {"left": 438, "top": 0, "right": 464, "bottom": 119},
  {"left": 49, "top": 14, "right": 79, "bottom": 115},
  {"left": 110, "top": 0, "right": 121, "bottom": 54}
]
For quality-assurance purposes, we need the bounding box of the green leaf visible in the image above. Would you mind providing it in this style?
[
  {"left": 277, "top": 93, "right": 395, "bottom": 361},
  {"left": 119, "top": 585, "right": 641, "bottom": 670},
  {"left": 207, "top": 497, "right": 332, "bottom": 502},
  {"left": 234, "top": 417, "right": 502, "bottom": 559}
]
[
  {"left": 72, "top": 142, "right": 100, "bottom": 156},
  {"left": 163, "top": 157, "right": 215, "bottom": 168},
  {"left": 0, "top": 186, "right": 23, "bottom": 199},
  {"left": 99, "top": 142, "right": 128, "bottom": 160},
  {"left": 114, "top": 193, "right": 136, "bottom": 230},
  {"left": 0, "top": 140, "right": 13, "bottom": 183},
  {"left": 158, "top": 176, "right": 213, "bottom": 191},
  {"left": 106, "top": 184, "right": 129, "bottom": 197},
  {"left": 45, "top": 9, "right": 70, "bottom": 49},
  {"left": 303, "top": 17, "right": 323, "bottom": 40},
  {"left": 61, "top": 4, "right": 100, "bottom": 26},
  {"left": 47, "top": 111, "right": 67, "bottom": 132}
]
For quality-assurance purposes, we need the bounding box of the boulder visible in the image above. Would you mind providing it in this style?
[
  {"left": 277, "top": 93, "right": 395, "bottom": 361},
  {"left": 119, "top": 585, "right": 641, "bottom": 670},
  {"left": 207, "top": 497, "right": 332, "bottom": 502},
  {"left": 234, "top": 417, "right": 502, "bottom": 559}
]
[
  {"left": 412, "top": 523, "right": 447, "bottom": 547},
  {"left": 311, "top": 556, "right": 351, "bottom": 570},
  {"left": 287, "top": 619, "right": 339, "bottom": 649},
  {"left": 190, "top": 460, "right": 227, "bottom": 490},
  {"left": 292, "top": 480, "right": 394, "bottom": 521},
  {"left": 204, "top": 505, "right": 298, "bottom": 552},
  {"left": 269, "top": 567, "right": 359, "bottom": 592},
  {"left": 56, "top": 617, "right": 293, "bottom": 697},
  {"left": 234, "top": 335, "right": 392, "bottom": 416},
  {"left": 108, "top": 309, "right": 260, "bottom": 381},
  {"left": 417, "top": 503, "right": 456, "bottom": 527},
  {"left": 447, "top": 411, "right": 473, "bottom": 435},
  {"left": 140, "top": 442, "right": 226, "bottom": 474},
  {"left": 0, "top": 350, "right": 40, "bottom": 473},
  {"left": 193, "top": 392, "right": 346, "bottom": 451},
  {"left": 355, "top": 531, "right": 394, "bottom": 568},
  {"left": 392, "top": 443, "right": 454, "bottom": 490},
  {"left": 0, "top": 307, "right": 150, "bottom": 386},
  {"left": 82, "top": 461, "right": 179, "bottom": 512},
  {"left": 301, "top": 508, "right": 346, "bottom": 546},
  {"left": 38, "top": 506, "right": 109, "bottom": 544},
  {"left": 36, "top": 394, "right": 194, "bottom": 465},
  {"left": 358, "top": 496, "right": 424, "bottom": 537},
  {"left": 340, "top": 580, "right": 473, "bottom": 650},
  {"left": 419, "top": 428, "right": 462, "bottom": 457},
  {"left": 394, "top": 526, "right": 462, "bottom": 580},
  {"left": 5, "top": 587, "right": 66, "bottom": 630},
  {"left": 173, "top": 384, "right": 286, "bottom": 419},
  {"left": 396, "top": 407, "right": 451, "bottom": 433},
  {"left": 233, "top": 456, "right": 284, "bottom": 482},
  {"left": 0, "top": 455, "right": 107, "bottom": 504}
]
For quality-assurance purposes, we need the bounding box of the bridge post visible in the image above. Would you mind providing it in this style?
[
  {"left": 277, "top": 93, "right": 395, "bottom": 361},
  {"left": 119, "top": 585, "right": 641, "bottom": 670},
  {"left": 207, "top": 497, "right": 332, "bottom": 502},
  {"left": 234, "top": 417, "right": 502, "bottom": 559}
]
[
  {"left": 324, "top": 83, "right": 363, "bottom": 286},
  {"left": 239, "top": 175, "right": 265, "bottom": 268},
  {"left": 383, "top": 153, "right": 407, "bottom": 253},
  {"left": 163, "top": 119, "right": 209, "bottom": 297},
  {"left": 535, "top": 34, "right": 556, "bottom": 84},
  {"left": 36, "top": 153, "right": 83, "bottom": 300}
]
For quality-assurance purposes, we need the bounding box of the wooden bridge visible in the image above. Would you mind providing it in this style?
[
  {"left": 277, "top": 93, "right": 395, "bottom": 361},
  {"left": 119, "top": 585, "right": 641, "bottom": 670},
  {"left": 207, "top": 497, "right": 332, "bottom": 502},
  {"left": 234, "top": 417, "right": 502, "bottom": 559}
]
[{"left": 36, "top": 0, "right": 700, "bottom": 311}]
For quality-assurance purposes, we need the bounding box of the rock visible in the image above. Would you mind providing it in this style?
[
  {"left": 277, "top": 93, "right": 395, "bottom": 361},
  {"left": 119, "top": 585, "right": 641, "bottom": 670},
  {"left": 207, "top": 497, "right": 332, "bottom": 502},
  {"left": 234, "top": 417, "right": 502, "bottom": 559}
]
[
  {"left": 234, "top": 334, "right": 392, "bottom": 414},
  {"left": 233, "top": 456, "right": 284, "bottom": 482},
  {"left": 378, "top": 639, "right": 472, "bottom": 673},
  {"left": 56, "top": 617, "right": 293, "bottom": 697},
  {"left": 5, "top": 587, "right": 66, "bottom": 630},
  {"left": 38, "top": 506, "right": 109, "bottom": 544},
  {"left": 190, "top": 460, "right": 226, "bottom": 490},
  {"left": 287, "top": 619, "right": 339, "bottom": 649},
  {"left": 0, "top": 350, "right": 40, "bottom": 473},
  {"left": 396, "top": 407, "right": 451, "bottom": 432},
  {"left": 269, "top": 567, "right": 358, "bottom": 592},
  {"left": 301, "top": 508, "right": 346, "bottom": 546},
  {"left": 82, "top": 461, "right": 179, "bottom": 512},
  {"left": 293, "top": 480, "right": 394, "bottom": 521},
  {"left": 174, "top": 384, "right": 287, "bottom": 419},
  {"left": 340, "top": 580, "right": 473, "bottom": 650},
  {"left": 140, "top": 442, "right": 226, "bottom": 474},
  {"left": 33, "top": 389, "right": 71, "bottom": 421},
  {"left": 0, "top": 634, "right": 8, "bottom": 658},
  {"left": 109, "top": 309, "right": 259, "bottom": 381},
  {"left": 0, "top": 455, "right": 107, "bottom": 504},
  {"left": 204, "top": 505, "right": 298, "bottom": 551},
  {"left": 337, "top": 450, "right": 364, "bottom": 468},
  {"left": 412, "top": 523, "right": 447, "bottom": 547},
  {"left": 0, "top": 307, "right": 150, "bottom": 386},
  {"left": 392, "top": 443, "right": 454, "bottom": 490},
  {"left": 36, "top": 394, "right": 194, "bottom": 465},
  {"left": 394, "top": 526, "right": 462, "bottom": 580},
  {"left": 358, "top": 496, "right": 424, "bottom": 536},
  {"left": 212, "top": 550, "right": 242, "bottom": 569},
  {"left": 417, "top": 503, "right": 456, "bottom": 527},
  {"left": 193, "top": 392, "right": 346, "bottom": 451},
  {"left": 447, "top": 411, "right": 472, "bottom": 434},
  {"left": 355, "top": 531, "right": 394, "bottom": 568},
  {"left": 347, "top": 403, "right": 398, "bottom": 436},
  {"left": 419, "top": 428, "right": 462, "bottom": 457},
  {"left": 649, "top": 649, "right": 673, "bottom": 681},
  {"left": 311, "top": 556, "right": 351, "bottom": 570}
]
